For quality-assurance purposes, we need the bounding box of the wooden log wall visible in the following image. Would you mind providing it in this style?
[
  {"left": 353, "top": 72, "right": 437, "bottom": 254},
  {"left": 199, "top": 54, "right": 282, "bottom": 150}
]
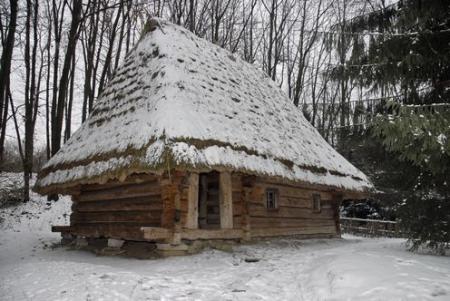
[
  {"left": 61, "top": 171, "right": 343, "bottom": 243},
  {"left": 69, "top": 174, "right": 162, "bottom": 241},
  {"left": 179, "top": 176, "right": 192, "bottom": 228},
  {"left": 236, "top": 177, "right": 341, "bottom": 238},
  {"left": 232, "top": 173, "right": 243, "bottom": 229}
]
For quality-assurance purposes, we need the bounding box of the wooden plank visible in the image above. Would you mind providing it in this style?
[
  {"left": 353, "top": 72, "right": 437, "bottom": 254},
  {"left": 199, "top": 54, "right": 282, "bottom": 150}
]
[
  {"left": 342, "top": 190, "right": 369, "bottom": 200},
  {"left": 185, "top": 172, "right": 199, "bottom": 229},
  {"left": 198, "top": 174, "right": 208, "bottom": 228},
  {"left": 81, "top": 174, "right": 158, "bottom": 192},
  {"left": 78, "top": 182, "right": 160, "bottom": 202},
  {"left": 233, "top": 216, "right": 242, "bottom": 228},
  {"left": 232, "top": 191, "right": 242, "bottom": 203},
  {"left": 219, "top": 172, "right": 233, "bottom": 229},
  {"left": 249, "top": 184, "right": 311, "bottom": 205},
  {"left": 245, "top": 198, "right": 312, "bottom": 209},
  {"left": 181, "top": 228, "right": 243, "bottom": 240},
  {"left": 71, "top": 211, "right": 161, "bottom": 224},
  {"left": 248, "top": 216, "right": 335, "bottom": 229},
  {"left": 69, "top": 223, "right": 153, "bottom": 241},
  {"left": 160, "top": 180, "right": 175, "bottom": 229},
  {"left": 278, "top": 197, "right": 312, "bottom": 208},
  {"left": 52, "top": 225, "right": 71, "bottom": 232},
  {"left": 241, "top": 186, "right": 252, "bottom": 240},
  {"left": 257, "top": 182, "right": 335, "bottom": 201},
  {"left": 248, "top": 203, "right": 334, "bottom": 219},
  {"left": 174, "top": 181, "right": 181, "bottom": 227},
  {"left": 250, "top": 226, "right": 337, "bottom": 238},
  {"left": 233, "top": 202, "right": 244, "bottom": 216},
  {"left": 160, "top": 175, "right": 183, "bottom": 229},
  {"left": 179, "top": 198, "right": 189, "bottom": 212},
  {"left": 333, "top": 194, "right": 343, "bottom": 236},
  {"left": 141, "top": 227, "right": 172, "bottom": 240},
  {"left": 231, "top": 173, "right": 242, "bottom": 192},
  {"left": 74, "top": 196, "right": 162, "bottom": 212},
  {"left": 255, "top": 177, "right": 343, "bottom": 198}
]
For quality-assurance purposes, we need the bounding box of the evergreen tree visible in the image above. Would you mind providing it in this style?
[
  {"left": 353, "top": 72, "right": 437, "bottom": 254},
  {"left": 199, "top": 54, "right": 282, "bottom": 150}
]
[
  {"left": 348, "top": 0, "right": 450, "bottom": 103},
  {"left": 342, "top": 0, "right": 450, "bottom": 252}
]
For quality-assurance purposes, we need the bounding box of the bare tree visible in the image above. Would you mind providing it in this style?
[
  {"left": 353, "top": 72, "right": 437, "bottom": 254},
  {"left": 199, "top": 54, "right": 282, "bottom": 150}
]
[
  {"left": 291, "top": 0, "right": 328, "bottom": 107},
  {"left": 2, "top": 0, "right": 383, "bottom": 200},
  {"left": 51, "top": 0, "right": 82, "bottom": 158},
  {"left": 0, "top": 0, "right": 18, "bottom": 165},
  {"left": 97, "top": 1, "right": 125, "bottom": 95},
  {"left": 260, "top": 0, "right": 297, "bottom": 80}
]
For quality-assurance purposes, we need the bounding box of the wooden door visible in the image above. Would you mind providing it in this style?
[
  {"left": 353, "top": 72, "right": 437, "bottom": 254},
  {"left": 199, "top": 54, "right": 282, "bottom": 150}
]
[{"left": 198, "top": 172, "right": 220, "bottom": 229}]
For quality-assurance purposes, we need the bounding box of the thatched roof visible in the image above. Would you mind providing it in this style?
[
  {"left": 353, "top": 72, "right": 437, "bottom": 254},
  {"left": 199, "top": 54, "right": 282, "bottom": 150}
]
[{"left": 35, "top": 19, "right": 373, "bottom": 194}]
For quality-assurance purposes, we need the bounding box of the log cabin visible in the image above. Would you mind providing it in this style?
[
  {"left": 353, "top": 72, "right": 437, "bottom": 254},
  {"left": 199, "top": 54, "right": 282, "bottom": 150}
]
[{"left": 34, "top": 19, "right": 373, "bottom": 255}]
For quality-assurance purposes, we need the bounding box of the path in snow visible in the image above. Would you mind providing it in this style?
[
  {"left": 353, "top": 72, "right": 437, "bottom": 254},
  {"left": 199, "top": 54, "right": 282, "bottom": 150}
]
[{"left": 1, "top": 189, "right": 450, "bottom": 300}]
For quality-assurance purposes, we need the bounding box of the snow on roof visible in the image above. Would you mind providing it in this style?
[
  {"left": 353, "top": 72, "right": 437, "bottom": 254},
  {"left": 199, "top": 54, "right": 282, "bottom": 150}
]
[{"left": 35, "top": 19, "right": 373, "bottom": 194}]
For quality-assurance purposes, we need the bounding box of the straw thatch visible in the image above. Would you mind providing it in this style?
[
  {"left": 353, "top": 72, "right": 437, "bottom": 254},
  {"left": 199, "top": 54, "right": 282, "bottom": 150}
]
[{"left": 35, "top": 19, "right": 373, "bottom": 195}]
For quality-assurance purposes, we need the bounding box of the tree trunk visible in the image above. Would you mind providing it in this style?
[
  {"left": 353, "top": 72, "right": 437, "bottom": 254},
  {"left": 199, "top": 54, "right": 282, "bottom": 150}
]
[
  {"left": 64, "top": 53, "right": 75, "bottom": 142},
  {"left": 97, "top": 1, "right": 123, "bottom": 95},
  {"left": 189, "top": 0, "right": 195, "bottom": 32},
  {"left": 0, "top": 0, "right": 18, "bottom": 164},
  {"left": 51, "top": 0, "right": 82, "bottom": 157}
]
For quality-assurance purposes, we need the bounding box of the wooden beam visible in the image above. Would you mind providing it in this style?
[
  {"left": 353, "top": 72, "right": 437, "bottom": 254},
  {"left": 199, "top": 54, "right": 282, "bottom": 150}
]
[
  {"left": 181, "top": 229, "right": 243, "bottom": 240},
  {"left": 241, "top": 186, "right": 252, "bottom": 241},
  {"left": 333, "top": 193, "right": 344, "bottom": 237},
  {"left": 51, "top": 225, "right": 71, "bottom": 232},
  {"left": 342, "top": 190, "right": 369, "bottom": 200},
  {"left": 77, "top": 182, "right": 160, "bottom": 202},
  {"left": 250, "top": 226, "right": 337, "bottom": 238},
  {"left": 219, "top": 172, "right": 233, "bottom": 229},
  {"left": 141, "top": 227, "right": 172, "bottom": 240},
  {"left": 71, "top": 211, "right": 161, "bottom": 224},
  {"left": 142, "top": 227, "right": 244, "bottom": 241},
  {"left": 198, "top": 175, "right": 208, "bottom": 228},
  {"left": 160, "top": 178, "right": 177, "bottom": 229},
  {"left": 185, "top": 173, "right": 199, "bottom": 229},
  {"left": 80, "top": 174, "right": 158, "bottom": 192},
  {"left": 68, "top": 223, "right": 149, "bottom": 241},
  {"left": 74, "top": 196, "right": 162, "bottom": 212}
]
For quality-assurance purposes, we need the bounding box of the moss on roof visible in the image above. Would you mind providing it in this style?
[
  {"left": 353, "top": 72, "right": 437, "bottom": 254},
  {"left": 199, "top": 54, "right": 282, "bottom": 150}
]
[{"left": 34, "top": 18, "right": 373, "bottom": 195}]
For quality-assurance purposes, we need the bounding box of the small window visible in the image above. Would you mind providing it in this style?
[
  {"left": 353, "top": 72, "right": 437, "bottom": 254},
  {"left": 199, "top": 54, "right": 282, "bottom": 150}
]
[
  {"left": 312, "top": 193, "right": 321, "bottom": 213},
  {"left": 266, "top": 188, "right": 279, "bottom": 210}
]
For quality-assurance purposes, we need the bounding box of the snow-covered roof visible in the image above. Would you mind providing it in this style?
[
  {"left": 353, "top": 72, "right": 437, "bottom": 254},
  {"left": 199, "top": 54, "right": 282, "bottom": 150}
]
[{"left": 35, "top": 19, "right": 373, "bottom": 194}]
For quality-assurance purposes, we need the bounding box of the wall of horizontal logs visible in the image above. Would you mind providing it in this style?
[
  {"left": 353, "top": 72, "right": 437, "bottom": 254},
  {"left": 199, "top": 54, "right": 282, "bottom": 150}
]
[
  {"left": 174, "top": 172, "right": 341, "bottom": 239},
  {"left": 69, "top": 174, "right": 162, "bottom": 241},
  {"left": 237, "top": 175, "right": 340, "bottom": 239},
  {"left": 62, "top": 171, "right": 341, "bottom": 242}
]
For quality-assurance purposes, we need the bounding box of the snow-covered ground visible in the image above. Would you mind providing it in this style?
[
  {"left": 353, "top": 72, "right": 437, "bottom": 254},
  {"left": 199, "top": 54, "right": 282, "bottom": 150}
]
[{"left": 1, "top": 175, "right": 449, "bottom": 300}]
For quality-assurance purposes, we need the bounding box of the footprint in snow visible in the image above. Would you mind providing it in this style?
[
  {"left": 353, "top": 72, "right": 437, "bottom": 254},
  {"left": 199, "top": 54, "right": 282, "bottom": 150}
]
[
  {"left": 99, "top": 274, "right": 111, "bottom": 280},
  {"left": 396, "top": 259, "right": 416, "bottom": 266},
  {"left": 431, "top": 287, "right": 447, "bottom": 297}
]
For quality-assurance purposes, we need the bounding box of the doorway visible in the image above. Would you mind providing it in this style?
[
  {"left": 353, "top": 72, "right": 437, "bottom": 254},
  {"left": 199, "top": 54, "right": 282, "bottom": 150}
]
[{"left": 198, "top": 172, "right": 220, "bottom": 229}]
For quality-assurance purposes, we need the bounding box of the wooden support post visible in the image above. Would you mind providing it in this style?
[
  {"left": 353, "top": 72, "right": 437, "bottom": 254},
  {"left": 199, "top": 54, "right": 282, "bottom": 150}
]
[
  {"left": 173, "top": 184, "right": 182, "bottom": 244},
  {"left": 141, "top": 227, "right": 172, "bottom": 241},
  {"left": 198, "top": 175, "right": 208, "bottom": 228},
  {"left": 160, "top": 174, "right": 185, "bottom": 244},
  {"left": 185, "top": 173, "right": 199, "bottom": 229},
  {"left": 241, "top": 186, "right": 252, "bottom": 241},
  {"left": 160, "top": 179, "right": 175, "bottom": 229},
  {"left": 70, "top": 193, "right": 80, "bottom": 227},
  {"left": 219, "top": 172, "right": 233, "bottom": 229},
  {"left": 333, "top": 193, "right": 343, "bottom": 237}
]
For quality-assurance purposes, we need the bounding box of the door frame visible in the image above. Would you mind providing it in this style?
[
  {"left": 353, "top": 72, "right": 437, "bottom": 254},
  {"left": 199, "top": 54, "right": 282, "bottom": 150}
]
[{"left": 185, "top": 171, "right": 233, "bottom": 230}]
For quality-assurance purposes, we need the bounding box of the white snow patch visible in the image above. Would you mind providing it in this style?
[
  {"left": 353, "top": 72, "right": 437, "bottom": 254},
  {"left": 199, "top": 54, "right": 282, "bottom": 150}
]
[
  {"left": 36, "top": 20, "right": 372, "bottom": 192},
  {"left": 1, "top": 177, "right": 449, "bottom": 301}
]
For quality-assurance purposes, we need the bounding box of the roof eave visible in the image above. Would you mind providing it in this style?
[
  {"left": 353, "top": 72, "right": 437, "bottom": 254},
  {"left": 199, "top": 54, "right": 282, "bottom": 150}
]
[{"left": 34, "top": 165, "right": 373, "bottom": 198}]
